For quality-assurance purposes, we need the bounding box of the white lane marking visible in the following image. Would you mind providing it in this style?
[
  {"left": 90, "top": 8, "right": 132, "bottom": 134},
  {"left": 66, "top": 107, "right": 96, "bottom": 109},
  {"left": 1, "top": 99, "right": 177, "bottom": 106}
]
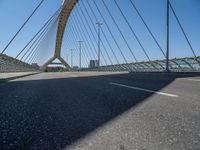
[
  {"left": 188, "top": 79, "right": 200, "bottom": 82},
  {"left": 110, "top": 82, "right": 179, "bottom": 98}
]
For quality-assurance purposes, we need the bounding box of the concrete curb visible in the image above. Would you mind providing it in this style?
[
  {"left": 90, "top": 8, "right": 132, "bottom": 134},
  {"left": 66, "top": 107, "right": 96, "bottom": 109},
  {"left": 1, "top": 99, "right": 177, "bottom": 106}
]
[
  {"left": 0, "top": 72, "right": 41, "bottom": 84},
  {"left": 129, "top": 72, "right": 200, "bottom": 76}
]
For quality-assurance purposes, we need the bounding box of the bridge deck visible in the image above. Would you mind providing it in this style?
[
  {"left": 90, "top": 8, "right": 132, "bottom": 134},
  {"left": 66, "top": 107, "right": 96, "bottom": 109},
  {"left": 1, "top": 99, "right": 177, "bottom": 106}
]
[{"left": 0, "top": 72, "right": 200, "bottom": 149}]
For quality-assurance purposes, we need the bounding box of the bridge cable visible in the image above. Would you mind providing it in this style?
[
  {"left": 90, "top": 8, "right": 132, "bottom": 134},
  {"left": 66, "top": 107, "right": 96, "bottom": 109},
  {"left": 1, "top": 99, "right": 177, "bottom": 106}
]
[
  {"left": 72, "top": 17, "right": 96, "bottom": 62},
  {"left": 72, "top": 11, "right": 100, "bottom": 60},
  {"left": 92, "top": 0, "right": 138, "bottom": 71},
  {"left": 81, "top": 47, "right": 90, "bottom": 68},
  {"left": 29, "top": 14, "right": 60, "bottom": 64},
  {"left": 71, "top": 29, "right": 91, "bottom": 67},
  {"left": 24, "top": 24, "right": 51, "bottom": 63},
  {"left": 129, "top": 0, "right": 166, "bottom": 58},
  {"left": 75, "top": 7, "right": 108, "bottom": 66},
  {"left": 70, "top": 23, "right": 90, "bottom": 67},
  {"left": 114, "top": 0, "right": 156, "bottom": 70},
  {"left": 84, "top": 1, "right": 125, "bottom": 71},
  {"left": 15, "top": 7, "right": 61, "bottom": 59},
  {"left": 169, "top": 2, "right": 197, "bottom": 58},
  {"left": 79, "top": 4, "right": 113, "bottom": 66},
  {"left": 91, "top": 0, "right": 135, "bottom": 71},
  {"left": 20, "top": 22, "right": 49, "bottom": 61},
  {"left": 19, "top": 13, "right": 57, "bottom": 61},
  {"left": 26, "top": 13, "right": 59, "bottom": 63},
  {"left": 101, "top": 0, "right": 138, "bottom": 63},
  {"left": 61, "top": 18, "right": 76, "bottom": 63},
  {"left": 70, "top": 20, "right": 94, "bottom": 62},
  {"left": 29, "top": 16, "right": 59, "bottom": 64},
  {"left": 27, "top": 27, "right": 50, "bottom": 64},
  {"left": 169, "top": 2, "right": 200, "bottom": 68},
  {"left": 91, "top": 0, "right": 128, "bottom": 64},
  {"left": 78, "top": 3, "right": 113, "bottom": 66},
  {"left": 70, "top": 16, "right": 97, "bottom": 61},
  {"left": 73, "top": 10, "right": 103, "bottom": 65},
  {"left": 1, "top": 0, "right": 45, "bottom": 54},
  {"left": 63, "top": 16, "right": 88, "bottom": 68},
  {"left": 83, "top": 1, "right": 120, "bottom": 66},
  {"left": 14, "top": 19, "right": 53, "bottom": 66},
  {"left": 76, "top": 5, "right": 108, "bottom": 66},
  {"left": 72, "top": 11, "right": 108, "bottom": 66}
]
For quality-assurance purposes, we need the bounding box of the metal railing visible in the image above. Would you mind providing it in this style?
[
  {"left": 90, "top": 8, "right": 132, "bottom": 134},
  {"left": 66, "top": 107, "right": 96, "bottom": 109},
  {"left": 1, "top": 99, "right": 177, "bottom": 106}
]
[
  {"left": 0, "top": 54, "right": 40, "bottom": 73},
  {"left": 81, "top": 56, "right": 200, "bottom": 72}
]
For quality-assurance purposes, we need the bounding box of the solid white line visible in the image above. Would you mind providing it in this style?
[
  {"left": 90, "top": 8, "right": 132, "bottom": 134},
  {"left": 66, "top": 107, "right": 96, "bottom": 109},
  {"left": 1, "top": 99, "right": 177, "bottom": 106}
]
[
  {"left": 188, "top": 79, "right": 200, "bottom": 82},
  {"left": 110, "top": 82, "right": 178, "bottom": 98}
]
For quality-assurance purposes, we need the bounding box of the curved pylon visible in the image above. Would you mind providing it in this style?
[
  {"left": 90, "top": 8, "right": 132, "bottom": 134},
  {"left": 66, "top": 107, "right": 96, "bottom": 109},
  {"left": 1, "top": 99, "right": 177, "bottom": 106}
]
[{"left": 43, "top": 0, "right": 78, "bottom": 71}]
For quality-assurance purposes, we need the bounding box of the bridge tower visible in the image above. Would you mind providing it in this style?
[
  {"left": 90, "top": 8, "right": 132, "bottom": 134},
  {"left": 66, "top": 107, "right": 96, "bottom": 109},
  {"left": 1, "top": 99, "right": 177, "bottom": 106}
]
[{"left": 42, "top": 0, "right": 78, "bottom": 71}]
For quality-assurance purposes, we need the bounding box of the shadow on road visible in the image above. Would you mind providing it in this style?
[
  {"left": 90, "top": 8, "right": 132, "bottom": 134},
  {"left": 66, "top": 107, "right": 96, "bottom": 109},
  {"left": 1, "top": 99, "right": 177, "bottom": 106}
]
[{"left": 0, "top": 72, "right": 199, "bottom": 149}]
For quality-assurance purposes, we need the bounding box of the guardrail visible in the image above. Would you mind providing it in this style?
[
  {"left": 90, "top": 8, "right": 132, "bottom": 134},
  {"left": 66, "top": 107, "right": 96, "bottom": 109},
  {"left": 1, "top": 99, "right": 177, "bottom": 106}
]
[
  {"left": 0, "top": 54, "right": 40, "bottom": 73},
  {"left": 81, "top": 56, "right": 200, "bottom": 72}
]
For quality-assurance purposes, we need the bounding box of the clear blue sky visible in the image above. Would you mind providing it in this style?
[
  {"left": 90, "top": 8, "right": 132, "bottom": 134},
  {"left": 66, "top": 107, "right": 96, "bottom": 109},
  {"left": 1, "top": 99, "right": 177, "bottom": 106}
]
[{"left": 0, "top": 0, "right": 199, "bottom": 66}]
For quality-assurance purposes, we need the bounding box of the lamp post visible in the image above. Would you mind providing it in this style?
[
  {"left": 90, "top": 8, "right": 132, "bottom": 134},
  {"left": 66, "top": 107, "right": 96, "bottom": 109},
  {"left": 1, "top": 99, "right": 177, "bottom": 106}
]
[
  {"left": 78, "top": 41, "right": 83, "bottom": 69},
  {"left": 96, "top": 22, "right": 103, "bottom": 71},
  {"left": 166, "top": 0, "right": 170, "bottom": 72},
  {"left": 71, "top": 49, "right": 74, "bottom": 68},
  {"left": 66, "top": 52, "right": 68, "bottom": 63}
]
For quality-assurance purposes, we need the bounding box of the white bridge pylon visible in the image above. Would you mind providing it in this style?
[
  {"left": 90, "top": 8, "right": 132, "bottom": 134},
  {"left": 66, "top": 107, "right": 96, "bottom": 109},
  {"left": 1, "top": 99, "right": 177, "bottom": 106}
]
[{"left": 43, "top": 0, "right": 78, "bottom": 70}]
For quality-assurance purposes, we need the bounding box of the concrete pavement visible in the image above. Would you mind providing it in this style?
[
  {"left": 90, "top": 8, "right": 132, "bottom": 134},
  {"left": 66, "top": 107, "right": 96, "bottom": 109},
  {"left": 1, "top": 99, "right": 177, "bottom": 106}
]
[
  {"left": 0, "top": 72, "right": 200, "bottom": 150},
  {"left": 0, "top": 72, "right": 39, "bottom": 83}
]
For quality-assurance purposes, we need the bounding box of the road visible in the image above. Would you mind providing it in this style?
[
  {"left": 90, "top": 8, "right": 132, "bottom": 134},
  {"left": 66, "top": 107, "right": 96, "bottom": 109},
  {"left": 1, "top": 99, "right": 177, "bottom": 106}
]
[{"left": 0, "top": 72, "right": 200, "bottom": 150}]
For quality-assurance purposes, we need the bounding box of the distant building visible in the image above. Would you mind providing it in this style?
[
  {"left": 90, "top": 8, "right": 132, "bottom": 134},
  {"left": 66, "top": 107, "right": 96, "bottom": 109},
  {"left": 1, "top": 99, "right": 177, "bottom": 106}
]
[{"left": 89, "top": 60, "right": 99, "bottom": 68}]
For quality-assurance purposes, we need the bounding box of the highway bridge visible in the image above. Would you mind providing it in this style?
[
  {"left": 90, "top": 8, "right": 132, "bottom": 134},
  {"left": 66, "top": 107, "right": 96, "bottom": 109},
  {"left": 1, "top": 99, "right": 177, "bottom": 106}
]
[{"left": 0, "top": 0, "right": 200, "bottom": 149}]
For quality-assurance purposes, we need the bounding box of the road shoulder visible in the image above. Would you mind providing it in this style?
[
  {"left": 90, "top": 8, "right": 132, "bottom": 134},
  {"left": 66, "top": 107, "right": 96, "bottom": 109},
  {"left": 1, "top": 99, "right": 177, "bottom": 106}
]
[{"left": 0, "top": 72, "right": 40, "bottom": 83}]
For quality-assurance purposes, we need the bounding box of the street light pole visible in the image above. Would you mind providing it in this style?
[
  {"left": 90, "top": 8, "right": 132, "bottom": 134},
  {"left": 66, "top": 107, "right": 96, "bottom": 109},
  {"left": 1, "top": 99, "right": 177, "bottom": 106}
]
[
  {"left": 166, "top": 0, "right": 170, "bottom": 72},
  {"left": 66, "top": 52, "right": 68, "bottom": 63},
  {"left": 78, "top": 41, "right": 83, "bottom": 69},
  {"left": 71, "top": 49, "right": 73, "bottom": 68},
  {"left": 96, "top": 22, "right": 103, "bottom": 71}
]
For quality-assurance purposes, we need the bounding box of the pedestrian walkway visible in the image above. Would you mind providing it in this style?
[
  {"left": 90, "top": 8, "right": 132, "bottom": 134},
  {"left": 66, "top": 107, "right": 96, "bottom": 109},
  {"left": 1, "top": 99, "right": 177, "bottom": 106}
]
[{"left": 0, "top": 72, "right": 39, "bottom": 83}]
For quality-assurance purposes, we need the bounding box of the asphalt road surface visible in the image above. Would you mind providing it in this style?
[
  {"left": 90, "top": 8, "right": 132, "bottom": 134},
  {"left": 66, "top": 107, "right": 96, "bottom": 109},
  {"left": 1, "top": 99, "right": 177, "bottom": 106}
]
[{"left": 0, "top": 72, "right": 200, "bottom": 150}]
